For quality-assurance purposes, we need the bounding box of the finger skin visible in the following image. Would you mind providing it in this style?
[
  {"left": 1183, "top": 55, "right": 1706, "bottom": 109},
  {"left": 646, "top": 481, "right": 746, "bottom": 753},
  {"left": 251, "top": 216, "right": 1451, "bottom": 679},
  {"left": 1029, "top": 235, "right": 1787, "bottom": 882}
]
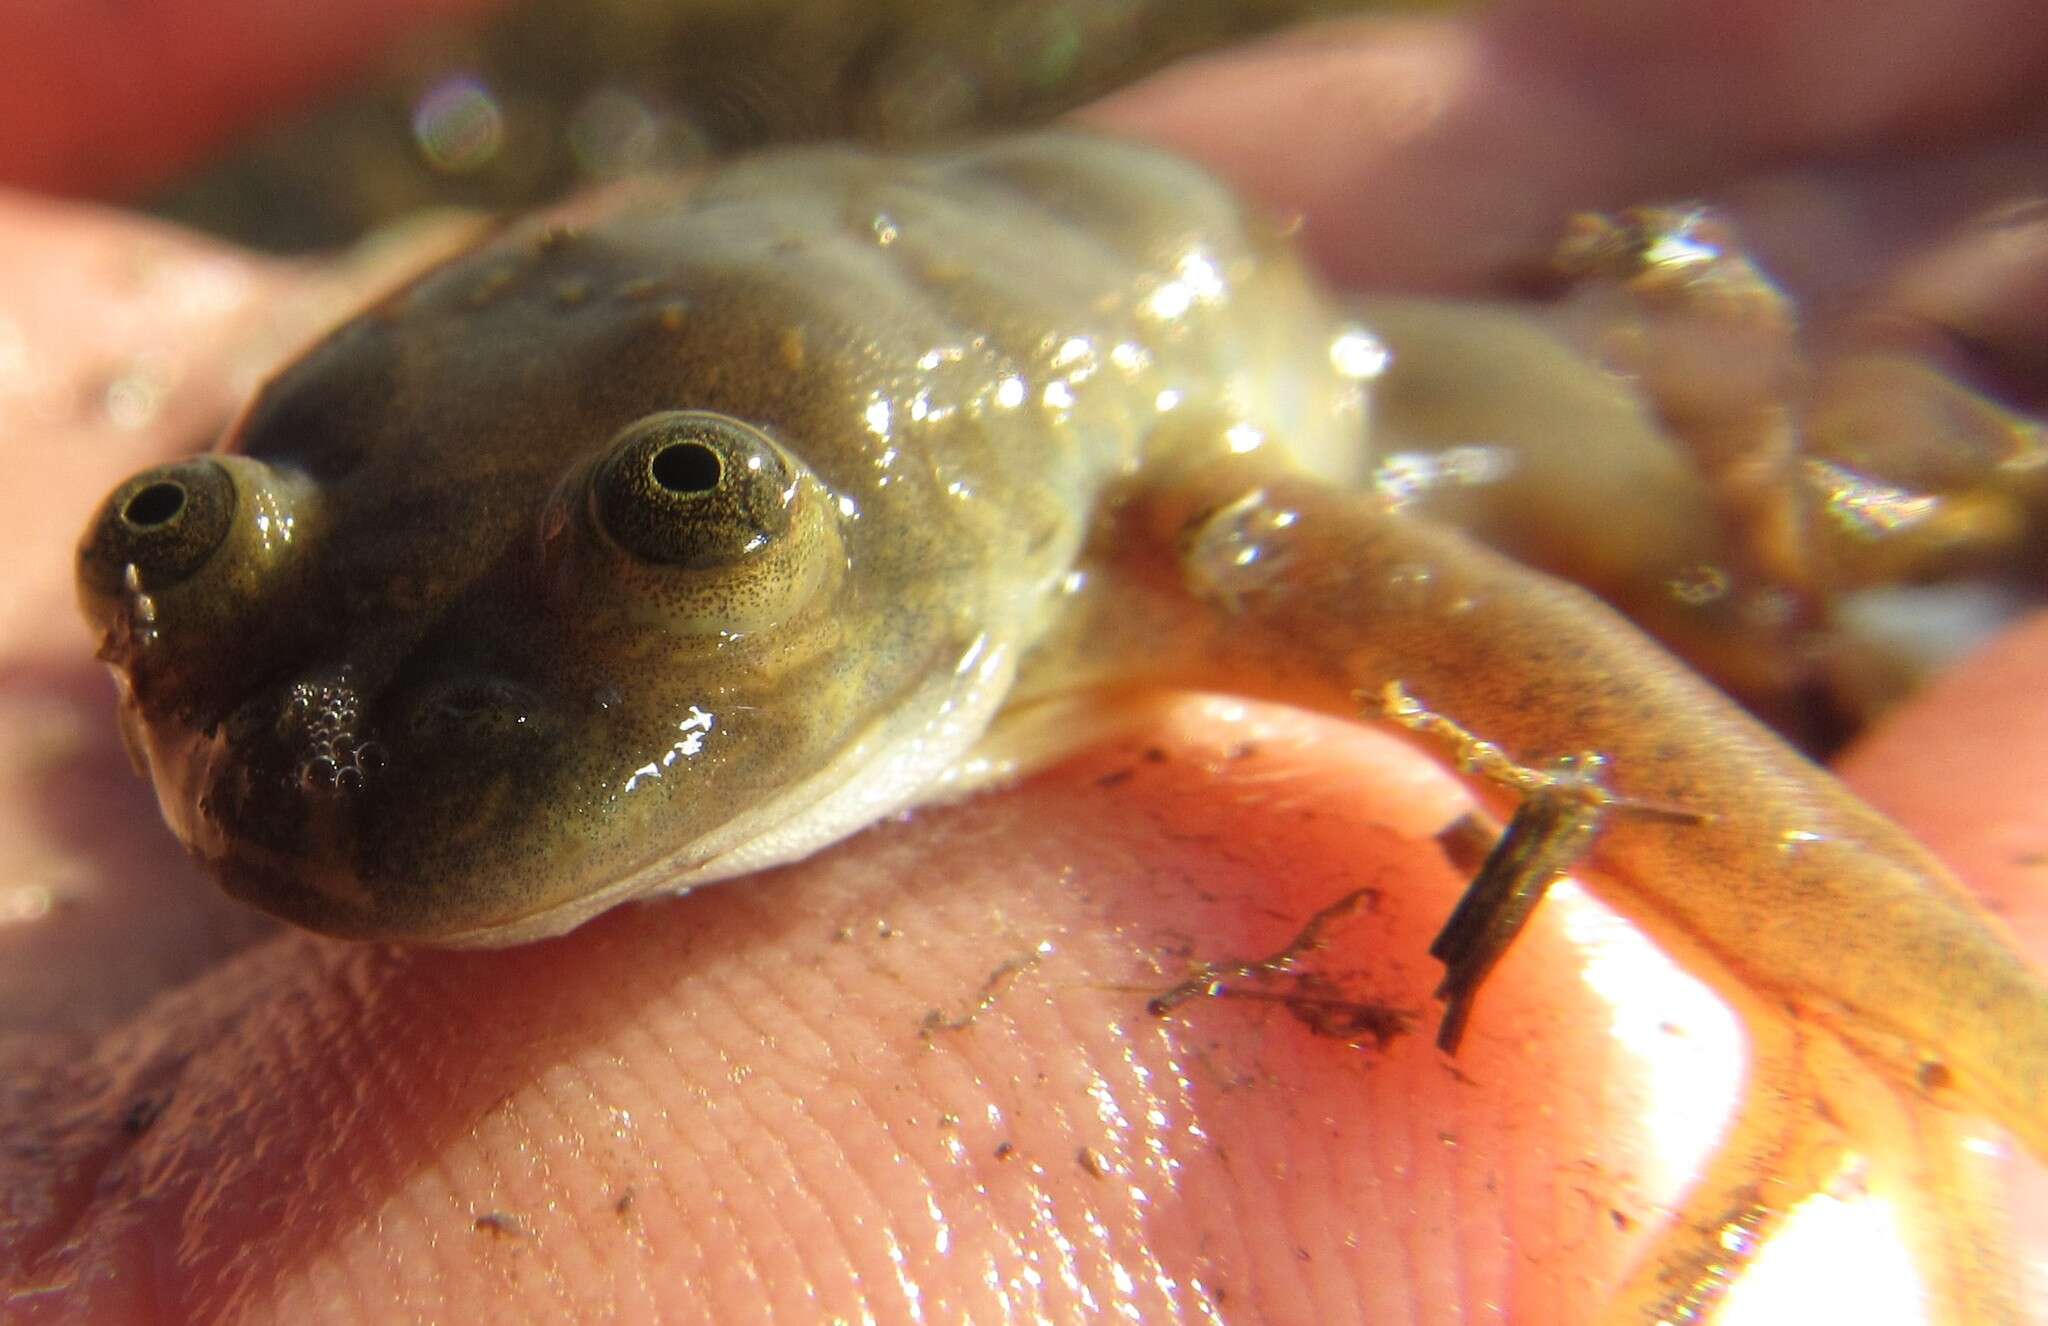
[
  {"left": 1838, "top": 613, "right": 2048, "bottom": 1310},
  {"left": 2, "top": 195, "right": 1712, "bottom": 1325},
  {"left": 1081, "top": 3, "right": 2048, "bottom": 292},
  {"left": 0, "top": 196, "right": 297, "bottom": 1034},
  {"left": 7, "top": 189, "right": 2038, "bottom": 1326},
  {"left": 1840, "top": 611, "right": 2048, "bottom": 959},
  {"left": 0, "top": 191, "right": 471, "bottom": 1036},
  {"left": 6, "top": 3, "right": 2047, "bottom": 1320},
  {"left": 0, "top": 690, "right": 1716, "bottom": 1324},
  {"left": 0, "top": 0, "right": 505, "bottom": 198}
]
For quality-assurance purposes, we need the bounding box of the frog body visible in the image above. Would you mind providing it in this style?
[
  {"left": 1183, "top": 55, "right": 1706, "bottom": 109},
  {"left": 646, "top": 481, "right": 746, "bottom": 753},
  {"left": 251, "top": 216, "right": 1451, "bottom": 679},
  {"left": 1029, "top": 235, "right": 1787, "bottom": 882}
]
[
  {"left": 80, "top": 134, "right": 1361, "bottom": 943},
  {"left": 76, "top": 132, "right": 2048, "bottom": 1322}
]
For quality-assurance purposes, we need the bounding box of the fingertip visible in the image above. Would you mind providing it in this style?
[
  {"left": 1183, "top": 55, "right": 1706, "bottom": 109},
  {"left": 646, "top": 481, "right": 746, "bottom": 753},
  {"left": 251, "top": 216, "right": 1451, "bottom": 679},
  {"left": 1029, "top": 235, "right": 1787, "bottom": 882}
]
[
  {"left": 1834, "top": 611, "right": 2048, "bottom": 1294},
  {"left": 1835, "top": 610, "right": 2048, "bottom": 956},
  {"left": 1077, "top": 15, "right": 1639, "bottom": 293},
  {"left": 0, "top": 0, "right": 506, "bottom": 197}
]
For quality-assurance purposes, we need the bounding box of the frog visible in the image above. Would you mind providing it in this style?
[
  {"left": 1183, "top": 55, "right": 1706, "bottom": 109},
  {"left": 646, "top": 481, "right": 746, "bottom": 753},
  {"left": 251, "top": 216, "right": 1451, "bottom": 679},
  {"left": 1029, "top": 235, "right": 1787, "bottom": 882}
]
[{"left": 72, "top": 131, "right": 2048, "bottom": 1323}]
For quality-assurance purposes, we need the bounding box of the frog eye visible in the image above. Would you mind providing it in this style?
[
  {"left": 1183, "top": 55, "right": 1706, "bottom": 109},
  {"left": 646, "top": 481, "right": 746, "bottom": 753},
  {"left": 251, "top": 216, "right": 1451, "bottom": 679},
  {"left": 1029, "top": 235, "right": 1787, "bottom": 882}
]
[
  {"left": 78, "top": 458, "right": 238, "bottom": 596},
  {"left": 590, "top": 412, "right": 799, "bottom": 568}
]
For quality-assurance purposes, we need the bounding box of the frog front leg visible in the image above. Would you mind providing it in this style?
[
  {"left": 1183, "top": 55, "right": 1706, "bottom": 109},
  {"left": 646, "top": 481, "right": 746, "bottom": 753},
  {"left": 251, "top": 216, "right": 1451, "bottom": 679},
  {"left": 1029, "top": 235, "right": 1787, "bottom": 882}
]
[{"left": 1027, "top": 436, "right": 2047, "bottom": 1321}]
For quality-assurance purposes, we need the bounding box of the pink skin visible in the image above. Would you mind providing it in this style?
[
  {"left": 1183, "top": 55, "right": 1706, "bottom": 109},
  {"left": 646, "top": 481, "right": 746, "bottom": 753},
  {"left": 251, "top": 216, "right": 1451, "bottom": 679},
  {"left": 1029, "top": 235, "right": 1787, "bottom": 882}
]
[
  {"left": 3, "top": 4, "right": 2046, "bottom": 1321},
  {"left": 0, "top": 0, "right": 506, "bottom": 198}
]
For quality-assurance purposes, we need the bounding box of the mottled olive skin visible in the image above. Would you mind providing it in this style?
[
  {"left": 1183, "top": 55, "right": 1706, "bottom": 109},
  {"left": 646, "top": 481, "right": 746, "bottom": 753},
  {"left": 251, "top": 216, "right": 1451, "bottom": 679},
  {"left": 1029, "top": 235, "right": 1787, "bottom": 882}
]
[{"left": 76, "top": 134, "right": 1358, "bottom": 942}]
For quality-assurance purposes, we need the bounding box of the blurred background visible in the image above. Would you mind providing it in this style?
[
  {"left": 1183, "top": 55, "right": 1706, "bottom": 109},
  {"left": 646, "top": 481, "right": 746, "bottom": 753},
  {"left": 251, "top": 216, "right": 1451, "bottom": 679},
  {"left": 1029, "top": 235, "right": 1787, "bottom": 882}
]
[{"left": 143, "top": 0, "right": 1416, "bottom": 249}]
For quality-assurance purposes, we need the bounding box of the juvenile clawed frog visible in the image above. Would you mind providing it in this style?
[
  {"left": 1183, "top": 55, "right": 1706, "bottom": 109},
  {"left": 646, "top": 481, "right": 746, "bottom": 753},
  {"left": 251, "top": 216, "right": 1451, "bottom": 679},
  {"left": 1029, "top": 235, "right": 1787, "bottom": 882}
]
[{"left": 75, "top": 133, "right": 2048, "bottom": 1322}]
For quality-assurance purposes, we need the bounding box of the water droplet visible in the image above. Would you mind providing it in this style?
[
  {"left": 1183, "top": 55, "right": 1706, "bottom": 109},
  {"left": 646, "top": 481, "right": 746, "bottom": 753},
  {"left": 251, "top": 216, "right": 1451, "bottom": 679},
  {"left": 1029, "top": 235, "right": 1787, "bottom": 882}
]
[{"left": 1329, "top": 327, "right": 1391, "bottom": 381}]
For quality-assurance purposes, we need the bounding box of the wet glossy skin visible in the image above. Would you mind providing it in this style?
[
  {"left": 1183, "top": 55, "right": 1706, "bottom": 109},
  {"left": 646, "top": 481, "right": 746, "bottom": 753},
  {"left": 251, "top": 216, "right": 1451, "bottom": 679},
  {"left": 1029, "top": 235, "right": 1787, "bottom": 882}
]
[
  {"left": 75, "top": 133, "right": 2048, "bottom": 1320},
  {"left": 75, "top": 134, "right": 1362, "bottom": 945}
]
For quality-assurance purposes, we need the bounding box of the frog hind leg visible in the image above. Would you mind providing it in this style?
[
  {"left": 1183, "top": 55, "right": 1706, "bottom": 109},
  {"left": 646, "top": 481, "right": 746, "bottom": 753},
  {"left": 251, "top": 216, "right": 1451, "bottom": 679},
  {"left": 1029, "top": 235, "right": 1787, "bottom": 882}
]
[
  {"left": 1381, "top": 681, "right": 2022, "bottom": 1320},
  {"left": 1378, "top": 686, "right": 2024, "bottom": 1324},
  {"left": 1597, "top": 993, "right": 2021, "bottom": 1324},
  {"left": 1043, "top": 439, "right": 2048, "bottom": 1320}
]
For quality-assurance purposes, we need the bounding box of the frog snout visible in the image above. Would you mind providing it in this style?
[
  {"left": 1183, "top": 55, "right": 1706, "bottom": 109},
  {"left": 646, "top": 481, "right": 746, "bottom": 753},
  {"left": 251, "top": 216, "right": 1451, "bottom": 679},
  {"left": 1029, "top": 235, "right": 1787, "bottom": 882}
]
[
  {"left": 398, "top": 675, "right": 558, "bottom": 751},
  {"left": 180, "top": 668, "right": 378, "bottom": 875},
  {"left": 205, "top": 667, "right": 382, "bottom": 824},
  {"left": 226, "top": 669, "right": 556, "bottom": 801},
  {"left": 183, "top": 665, "right": 568, "bottom": 934}
]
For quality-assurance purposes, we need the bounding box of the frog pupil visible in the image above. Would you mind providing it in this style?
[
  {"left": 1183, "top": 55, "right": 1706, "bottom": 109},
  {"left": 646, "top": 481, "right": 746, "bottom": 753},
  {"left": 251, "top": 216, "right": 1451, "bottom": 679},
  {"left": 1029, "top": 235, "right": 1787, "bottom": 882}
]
[
  {"left": 650, "top": 441, "right": 722, "bottom": 495},
  {"left": 123, "top": 480, "right": 188, "bottom": 528}
]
